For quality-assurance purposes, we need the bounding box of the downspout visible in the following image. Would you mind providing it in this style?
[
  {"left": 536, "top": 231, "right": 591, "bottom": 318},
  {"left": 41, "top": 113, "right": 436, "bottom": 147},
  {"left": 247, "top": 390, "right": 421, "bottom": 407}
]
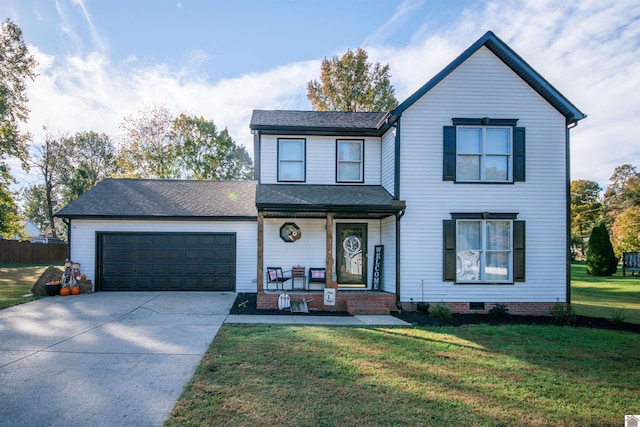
[
  {"left": 566, "top": 121, "right": 578, "bottom": 305},
  {"left": 394, "top": 118, "right": 402, "bottom": 303}
]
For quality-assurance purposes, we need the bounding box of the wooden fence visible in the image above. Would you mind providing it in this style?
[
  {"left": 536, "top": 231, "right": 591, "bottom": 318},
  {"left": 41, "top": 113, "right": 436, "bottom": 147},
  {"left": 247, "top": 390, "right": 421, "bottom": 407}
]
[{"left": 0, "top": 240, "right": 69, "bottom": 263}]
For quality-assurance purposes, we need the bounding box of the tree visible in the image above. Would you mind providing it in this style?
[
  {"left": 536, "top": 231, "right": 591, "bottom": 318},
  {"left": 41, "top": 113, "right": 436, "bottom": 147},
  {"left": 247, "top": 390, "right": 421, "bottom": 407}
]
[
  {"left": 570, "top": 179, "right": 602, "bottom": 256},
  {"left": 611, "top": 206, "right": 640, "bottom": 257},
  {"left": 586, "top": 222, "right": 618, "bottom": 276},
  {"left": 21, "top": 183, "right": 49, "bottom": 232},
  {"left": 30, "top": 132, "right": 65, "bottom": 237},
  {"left": 0, "top": 19, "right": 37, "bottom": 236},
  {"left": 171, "top": 114, "right": 253, "bottom": 180},
  {"left": 59, "top": 131, "right": 119, "bottom": 202},
  {"left": 307, "top": 48, "right": 398, "bottom": 112},
  {"left": 118, "top": 104, "right": 179, "bottom": 179},
  {"left": 603, "top": 164, "right": 640, "bottom": 226}
]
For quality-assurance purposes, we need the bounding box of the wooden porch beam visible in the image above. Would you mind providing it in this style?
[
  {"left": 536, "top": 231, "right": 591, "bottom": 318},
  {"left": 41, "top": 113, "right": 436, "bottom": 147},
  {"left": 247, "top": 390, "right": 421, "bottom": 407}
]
[
  {"left": 257, "top": 211, "right": 264, "bottom": 292},
  {"left": 326, "top": 212, "right": 333, "bottom": 288}
]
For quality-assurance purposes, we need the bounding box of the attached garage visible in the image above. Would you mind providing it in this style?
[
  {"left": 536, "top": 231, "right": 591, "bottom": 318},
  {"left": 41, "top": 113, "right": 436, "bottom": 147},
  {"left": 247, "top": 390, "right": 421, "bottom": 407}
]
[
  {"left": 55, "top": 179, "right": 258, "bottom": 293},
  {"left": 97, "top": 232, "right": 236, "bottom": 291}
]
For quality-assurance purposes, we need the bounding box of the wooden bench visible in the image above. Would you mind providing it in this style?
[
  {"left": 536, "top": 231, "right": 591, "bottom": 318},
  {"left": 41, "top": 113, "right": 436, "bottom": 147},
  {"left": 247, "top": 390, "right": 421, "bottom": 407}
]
[{"left": 622, "top": 252, "right": 640, "bottom": 276}]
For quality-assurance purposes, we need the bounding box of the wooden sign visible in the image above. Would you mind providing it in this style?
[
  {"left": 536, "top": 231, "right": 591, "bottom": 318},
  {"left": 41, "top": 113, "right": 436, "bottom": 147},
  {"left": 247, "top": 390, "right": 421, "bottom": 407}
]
[{"left": 372, "top": 245, "right": 383, "bottom": 291}]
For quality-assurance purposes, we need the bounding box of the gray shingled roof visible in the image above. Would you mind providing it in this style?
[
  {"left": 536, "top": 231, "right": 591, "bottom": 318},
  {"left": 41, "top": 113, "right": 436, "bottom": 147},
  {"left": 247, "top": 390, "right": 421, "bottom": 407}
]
[
  {"left": 250, "top": 110, "right": 391, "bottom": 135},
  {"left": 55, "top": 179, "right": 257, "bottom": 219},
  {"left": 256, "top": 184, "right": 405, "bottom": 214}
]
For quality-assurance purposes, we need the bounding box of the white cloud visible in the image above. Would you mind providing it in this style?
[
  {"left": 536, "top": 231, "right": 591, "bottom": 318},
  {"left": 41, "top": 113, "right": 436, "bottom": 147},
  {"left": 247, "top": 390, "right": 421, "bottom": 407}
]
[{"left": 12, "top": 0, "right": 640, "bottom": 195}]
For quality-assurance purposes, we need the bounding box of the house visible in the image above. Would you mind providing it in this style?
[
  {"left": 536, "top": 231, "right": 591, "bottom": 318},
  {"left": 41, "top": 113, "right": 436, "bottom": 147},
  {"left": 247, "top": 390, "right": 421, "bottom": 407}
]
[{"left": 55, "top": 31, "right": 585, "bottom": 315}]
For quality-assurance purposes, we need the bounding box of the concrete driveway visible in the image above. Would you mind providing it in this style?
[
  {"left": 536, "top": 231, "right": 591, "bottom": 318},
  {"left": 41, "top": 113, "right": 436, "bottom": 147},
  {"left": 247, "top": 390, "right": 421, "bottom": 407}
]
[{"left": 0, "top": 292, "right": 236, "bottom": 427}]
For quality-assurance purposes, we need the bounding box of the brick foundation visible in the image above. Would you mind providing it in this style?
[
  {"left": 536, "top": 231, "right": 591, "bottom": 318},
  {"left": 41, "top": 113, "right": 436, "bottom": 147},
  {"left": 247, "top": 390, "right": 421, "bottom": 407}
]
[
  {"left": 398, "top": 301, "right": 561, "bottom": 316},
  {"left": 257, "top": 291, "right": 398, "bottom": 315}
]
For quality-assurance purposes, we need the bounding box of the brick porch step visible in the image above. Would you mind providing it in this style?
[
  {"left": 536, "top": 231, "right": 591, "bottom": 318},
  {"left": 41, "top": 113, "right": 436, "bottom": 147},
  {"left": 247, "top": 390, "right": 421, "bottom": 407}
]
[{"left": 346, "top": 300, "right": 391, "bottom": 315}]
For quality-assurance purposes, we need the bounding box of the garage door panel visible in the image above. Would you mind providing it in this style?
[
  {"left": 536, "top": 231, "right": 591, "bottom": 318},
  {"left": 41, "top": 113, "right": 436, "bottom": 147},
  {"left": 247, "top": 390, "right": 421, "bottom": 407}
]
[{"left": 98, "top": 232, "right": 235, "bottom": 291}]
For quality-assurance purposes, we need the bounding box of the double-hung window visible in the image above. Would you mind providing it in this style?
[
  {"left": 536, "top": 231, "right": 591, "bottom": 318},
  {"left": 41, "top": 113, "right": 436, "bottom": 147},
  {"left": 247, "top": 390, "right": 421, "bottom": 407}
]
[
  {"left": 336, "top": 139, "right": 364, "bottom": 183},
  {"left": 443, "top": 214, "right": 525, "bottom": 284},
  {"left": 278, "top": 138, "right": 305, "bottom": 182},
  {"left": 443, "top": 118, "right": 525, "bottom": 183}
]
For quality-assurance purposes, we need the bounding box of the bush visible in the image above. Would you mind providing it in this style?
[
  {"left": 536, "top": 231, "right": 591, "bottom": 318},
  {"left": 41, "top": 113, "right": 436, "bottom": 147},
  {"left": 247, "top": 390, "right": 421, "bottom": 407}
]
[
  {"left": 610, "top": 310, "right": 627, "bottom": 325},
  {"left": 551, "top": 301, "right": 576, "bottom": 326},
  {"left": 430, "top": 303, "right": 452, "bottom": 320},
  {"left": 488, "top": 303, "right": 510, "bottom": 318},
  {"left": 586, "top": 222, "right": 618, "bottom": 276}
]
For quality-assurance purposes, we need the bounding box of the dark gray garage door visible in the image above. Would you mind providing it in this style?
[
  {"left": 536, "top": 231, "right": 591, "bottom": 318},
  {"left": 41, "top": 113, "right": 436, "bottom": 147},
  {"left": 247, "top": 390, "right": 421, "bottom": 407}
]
[{"left": 97, "top": 232, "right": 236, "bottom": 291}]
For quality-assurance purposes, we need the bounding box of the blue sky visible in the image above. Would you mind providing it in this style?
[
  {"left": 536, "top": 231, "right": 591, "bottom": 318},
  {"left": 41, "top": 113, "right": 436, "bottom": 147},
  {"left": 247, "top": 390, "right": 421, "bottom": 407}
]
[{"left": 3, "top": 0, "right": 640, "bottom": 190}]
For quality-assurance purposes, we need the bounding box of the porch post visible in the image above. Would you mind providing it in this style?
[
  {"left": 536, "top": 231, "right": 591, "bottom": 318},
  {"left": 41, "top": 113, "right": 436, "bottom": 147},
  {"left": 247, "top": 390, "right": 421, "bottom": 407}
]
[
  {"left": 326, "top": 212, "right": 333, "bottom": 287},
  {"left": 257, "top": 211, "right": 264, "bottom": 292}
]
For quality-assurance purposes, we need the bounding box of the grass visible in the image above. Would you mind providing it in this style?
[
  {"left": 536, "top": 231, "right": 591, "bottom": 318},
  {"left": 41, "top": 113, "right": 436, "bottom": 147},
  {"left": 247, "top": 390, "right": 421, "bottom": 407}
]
[
  {"left": 0, "top": 263, "right": 60, "bottom": 310},
  {"left": 166, "top": 324, "right": 640, "bottom": 426},
  {"left": 571, "top": 261, "right": 640, "bottom": 324}
]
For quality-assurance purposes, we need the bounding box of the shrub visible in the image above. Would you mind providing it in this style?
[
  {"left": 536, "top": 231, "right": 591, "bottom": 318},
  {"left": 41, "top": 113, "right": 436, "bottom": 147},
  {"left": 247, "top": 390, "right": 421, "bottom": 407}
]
[
  {"left": 430, "top": 303, "right": 452, "bottom": 320},
  {"left": 488, "top": 303, "right": 510, "bottom": 318},
  {"left": 610, "top": 310, "right": 627, "bottom": 325},
  {"left": 551, "top": 301, "right": 576, "bottom": 326},
  {"left": 586, "top": 222, "right": 618, "bottom": 276}
]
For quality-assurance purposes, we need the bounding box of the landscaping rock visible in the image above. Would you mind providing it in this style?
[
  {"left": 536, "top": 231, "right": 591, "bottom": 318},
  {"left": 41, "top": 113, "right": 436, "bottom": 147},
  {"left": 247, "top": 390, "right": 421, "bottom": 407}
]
[{"left": 30, "top": 265, "right": 64, "bottom": 296}]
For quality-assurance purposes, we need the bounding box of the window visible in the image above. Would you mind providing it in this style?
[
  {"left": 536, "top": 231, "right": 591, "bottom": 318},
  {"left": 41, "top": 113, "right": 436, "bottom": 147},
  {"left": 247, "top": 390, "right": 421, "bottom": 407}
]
[
  {"left": 278, "top": 138, "right": 305, "bottom": 182},
  {"left": 457, "top": 127, "right": 511, "bottom": 182},
  {"left": 336, "top": 139, "right": 364, "bottom": 183},
  {"left": 443, "top": 119, "right": 525, "bottom": 183},
  {"left": 443, "top": 215, "right": 525, "bottom": 284}
]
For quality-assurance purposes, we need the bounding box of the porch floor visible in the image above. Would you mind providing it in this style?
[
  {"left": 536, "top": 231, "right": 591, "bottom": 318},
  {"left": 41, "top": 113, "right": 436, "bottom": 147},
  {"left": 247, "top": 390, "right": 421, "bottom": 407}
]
[{"left": 257, "top": 290, "right": 398, "bottom": 315}]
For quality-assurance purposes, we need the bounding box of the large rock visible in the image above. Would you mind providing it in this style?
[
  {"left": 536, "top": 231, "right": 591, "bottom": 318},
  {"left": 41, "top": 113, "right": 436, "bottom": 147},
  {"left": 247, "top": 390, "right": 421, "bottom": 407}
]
[
  {"left": 77, "top": 279, "right": 93, "bottom": 293},
  {"left": 30, "top": 266, "right": 64, "bottom": 296}
]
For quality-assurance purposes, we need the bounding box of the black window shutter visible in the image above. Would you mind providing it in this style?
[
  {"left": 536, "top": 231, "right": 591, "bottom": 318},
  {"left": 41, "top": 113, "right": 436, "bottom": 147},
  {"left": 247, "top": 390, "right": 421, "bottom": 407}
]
[
  {"left": 443, "top": 126, "right": 456, "bottom": 181},
  {"left": 443, "top": 220, "right": 456, "bottom": 281},
  {"left": 513, "top": 220, "right": 526, "bottom": 282},
  {"left": 513, "top": 127, "right": 525, "bottom": 182}
]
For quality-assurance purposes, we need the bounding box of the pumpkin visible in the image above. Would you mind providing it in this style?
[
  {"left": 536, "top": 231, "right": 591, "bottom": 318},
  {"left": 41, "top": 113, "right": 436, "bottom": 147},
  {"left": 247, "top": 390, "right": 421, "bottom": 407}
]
[
  {"left": 59, "top": 287, "right": 71, "bottom": 296},
  {"left": 80, "top": 274, "right": 86, "bottom": 280},
  {"left": 70, "top": 287, "right": 80, "bottom": 295}
]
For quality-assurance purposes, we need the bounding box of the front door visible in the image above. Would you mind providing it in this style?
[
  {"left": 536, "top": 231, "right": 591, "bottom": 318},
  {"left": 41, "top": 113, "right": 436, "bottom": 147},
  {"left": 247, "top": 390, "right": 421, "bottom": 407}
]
[{"left": 336, "top": 223, "right": 367, "bottom": 287}]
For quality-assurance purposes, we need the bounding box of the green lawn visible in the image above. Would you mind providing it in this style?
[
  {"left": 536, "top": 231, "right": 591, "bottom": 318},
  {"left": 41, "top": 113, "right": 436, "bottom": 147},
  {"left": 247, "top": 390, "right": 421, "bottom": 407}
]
[
  {"left": 166, "top": 324, "right": 640, "bottom": 426},
  {"left": 0, "top": 263, "right": 59, "bottom": 310},
  {"left": 571, "top": 261, "right": 640, "bottom": 324}
]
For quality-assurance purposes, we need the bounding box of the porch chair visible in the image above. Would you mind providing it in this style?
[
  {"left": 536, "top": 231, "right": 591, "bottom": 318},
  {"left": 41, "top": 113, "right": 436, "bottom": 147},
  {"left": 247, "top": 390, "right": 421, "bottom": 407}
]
[
  {"left": 308, "top": 268, "right": 326, "bottom": 290},
  {"left": 266, "top": 267, "right": 292, "bottom": 291}
]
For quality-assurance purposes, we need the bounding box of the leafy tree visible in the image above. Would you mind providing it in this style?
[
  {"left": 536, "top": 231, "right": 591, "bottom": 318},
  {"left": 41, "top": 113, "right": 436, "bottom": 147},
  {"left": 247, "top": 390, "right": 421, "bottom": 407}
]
[
  {"left": 603, "top": 164, "right": 640, "bottom": 226},
  {"left": 570, "top": 179, "right": 602, "bottom": 256},
  {"left": 611, "top": 206, "right": 640, "bottom": 257},
  {"left": 171, "top": 114, "right": 253, "bottom": 180},
  {"left": 0, "top": 19, "right": 37, "bottom": 236},
  {"left": 29, "top": 132, "right": 65, "bottom": 237},
  {"left": 118, "top": 104, "right": 179, "bottom": 179},
  {"left": 307, "top": 48, "right": 398, "bottom": 112},
  {"left": 21, "top": 183, "right": 49, "bottom": 232},
  {"left": 59, "top": 131, "right": 119, "bottom": 202},
  {"left": 586, "top": 222, "right": 618, "bottom": 276}
]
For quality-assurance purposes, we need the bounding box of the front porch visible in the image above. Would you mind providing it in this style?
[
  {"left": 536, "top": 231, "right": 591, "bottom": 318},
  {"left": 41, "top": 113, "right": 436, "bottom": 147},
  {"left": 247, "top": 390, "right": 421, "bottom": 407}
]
[{"left": 257, "top": 290, "right": 398, "bottom": 315}]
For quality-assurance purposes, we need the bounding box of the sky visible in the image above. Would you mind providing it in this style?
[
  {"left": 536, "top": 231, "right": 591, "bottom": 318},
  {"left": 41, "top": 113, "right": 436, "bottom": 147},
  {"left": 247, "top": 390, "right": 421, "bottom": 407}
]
[{"left": 3, "top": 0, "right": 640, "bottom": 193}]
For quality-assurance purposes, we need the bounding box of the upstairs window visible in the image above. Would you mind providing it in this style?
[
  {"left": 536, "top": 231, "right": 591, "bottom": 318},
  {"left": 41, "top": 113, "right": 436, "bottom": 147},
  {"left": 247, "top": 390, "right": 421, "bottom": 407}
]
[
  {"left": 278, "top": 138, "right": 305, "bottom": 182},
  {"left": 336, "top": 139, "right": 364, "bottom": 183},
  {"left": 443, "top": 118, "right": 525, "bottom": 183}
]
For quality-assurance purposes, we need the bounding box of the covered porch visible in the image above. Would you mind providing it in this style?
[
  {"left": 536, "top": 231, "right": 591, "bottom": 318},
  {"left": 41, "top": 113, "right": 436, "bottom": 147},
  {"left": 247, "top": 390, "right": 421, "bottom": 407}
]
[{"left": 255, "top": 184, "right": 405, "bottom": 314}]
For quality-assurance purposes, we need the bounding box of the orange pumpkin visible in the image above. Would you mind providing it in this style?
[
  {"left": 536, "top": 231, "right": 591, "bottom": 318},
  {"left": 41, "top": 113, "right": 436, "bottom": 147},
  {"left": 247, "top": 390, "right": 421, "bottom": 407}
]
[
  {"left": 70, "top": 287, "right": 80, "bottom": 295},
  {"left": 80, "top": 274, "right": 86, "bottom": 280},
  {"left": 59, "top": 287, "right": 71, "bottom": 296}
]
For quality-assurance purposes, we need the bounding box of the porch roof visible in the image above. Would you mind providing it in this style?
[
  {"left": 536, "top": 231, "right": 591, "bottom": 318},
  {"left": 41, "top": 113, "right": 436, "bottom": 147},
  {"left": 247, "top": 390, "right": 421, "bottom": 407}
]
[{"left": 256, "top": 184, "right": 405, "bottom": 218}]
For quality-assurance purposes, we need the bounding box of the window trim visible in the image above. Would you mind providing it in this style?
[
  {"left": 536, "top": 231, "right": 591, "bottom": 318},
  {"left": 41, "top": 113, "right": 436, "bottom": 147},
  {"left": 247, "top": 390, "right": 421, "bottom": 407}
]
[
  {"left": 336, "top": 139, "right": 365, "bottom": 183},
  {"left": 456, "top": 125, "right": 513, "bottom": 183},
  {"left": 277, "top": 138, "right": 306, "bottom": 182}
]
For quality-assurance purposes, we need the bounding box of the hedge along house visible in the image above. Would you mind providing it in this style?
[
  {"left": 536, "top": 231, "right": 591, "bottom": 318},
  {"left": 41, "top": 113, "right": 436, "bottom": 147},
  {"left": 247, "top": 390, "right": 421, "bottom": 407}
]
[
  {"left": 56, "top": 31, "right": 585, "bottom": 315},
  {"left": 250, "top": 31, "right": 585, "bottom": 315},
  {"left": 55, "top": 179, "right": 257, "bottom": 292}
]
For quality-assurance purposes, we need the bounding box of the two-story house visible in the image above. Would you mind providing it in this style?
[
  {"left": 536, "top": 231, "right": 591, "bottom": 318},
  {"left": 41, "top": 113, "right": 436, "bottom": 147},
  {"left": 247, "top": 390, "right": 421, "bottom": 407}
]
[{"left": 56, "top": 31, "right": 585, "bottom": 315}]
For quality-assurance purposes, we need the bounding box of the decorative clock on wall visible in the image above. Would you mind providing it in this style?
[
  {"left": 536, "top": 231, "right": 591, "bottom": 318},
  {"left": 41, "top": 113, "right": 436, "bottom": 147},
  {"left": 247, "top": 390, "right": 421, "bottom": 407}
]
[{"left": 280, "top": 222, "right": 302, "bottom": 242}]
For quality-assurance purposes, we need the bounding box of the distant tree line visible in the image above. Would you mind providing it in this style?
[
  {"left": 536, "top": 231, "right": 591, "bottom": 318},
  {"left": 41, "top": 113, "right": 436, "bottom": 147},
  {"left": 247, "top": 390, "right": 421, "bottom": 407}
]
[{"left": 571, "top": 163, "right": 640, "bottom": 266}]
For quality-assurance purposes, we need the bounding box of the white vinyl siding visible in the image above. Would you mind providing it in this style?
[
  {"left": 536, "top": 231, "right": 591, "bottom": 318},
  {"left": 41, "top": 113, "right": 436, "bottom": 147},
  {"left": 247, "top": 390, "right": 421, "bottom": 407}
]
[
  {"left": 398, "top": 46, "right": 568, "bottom": 303},
  {"left": 380, "top": 216, "right": 396, "bottom": 293},
  {"left": 69, "top": 219, "right": 257, "bottom": 292},
  {"left": 260, "top": 135, "right": 381, "bottom": 185},
  {"left": 381, "top": 128, "right": 395, "bottom": 194}
]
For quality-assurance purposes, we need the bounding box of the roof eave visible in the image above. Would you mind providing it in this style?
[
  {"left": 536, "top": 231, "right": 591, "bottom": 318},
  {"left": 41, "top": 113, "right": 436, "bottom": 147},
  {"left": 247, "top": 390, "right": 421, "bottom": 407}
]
[{"left": 55, "top": 214, "right": 258, "bottom": 222}]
